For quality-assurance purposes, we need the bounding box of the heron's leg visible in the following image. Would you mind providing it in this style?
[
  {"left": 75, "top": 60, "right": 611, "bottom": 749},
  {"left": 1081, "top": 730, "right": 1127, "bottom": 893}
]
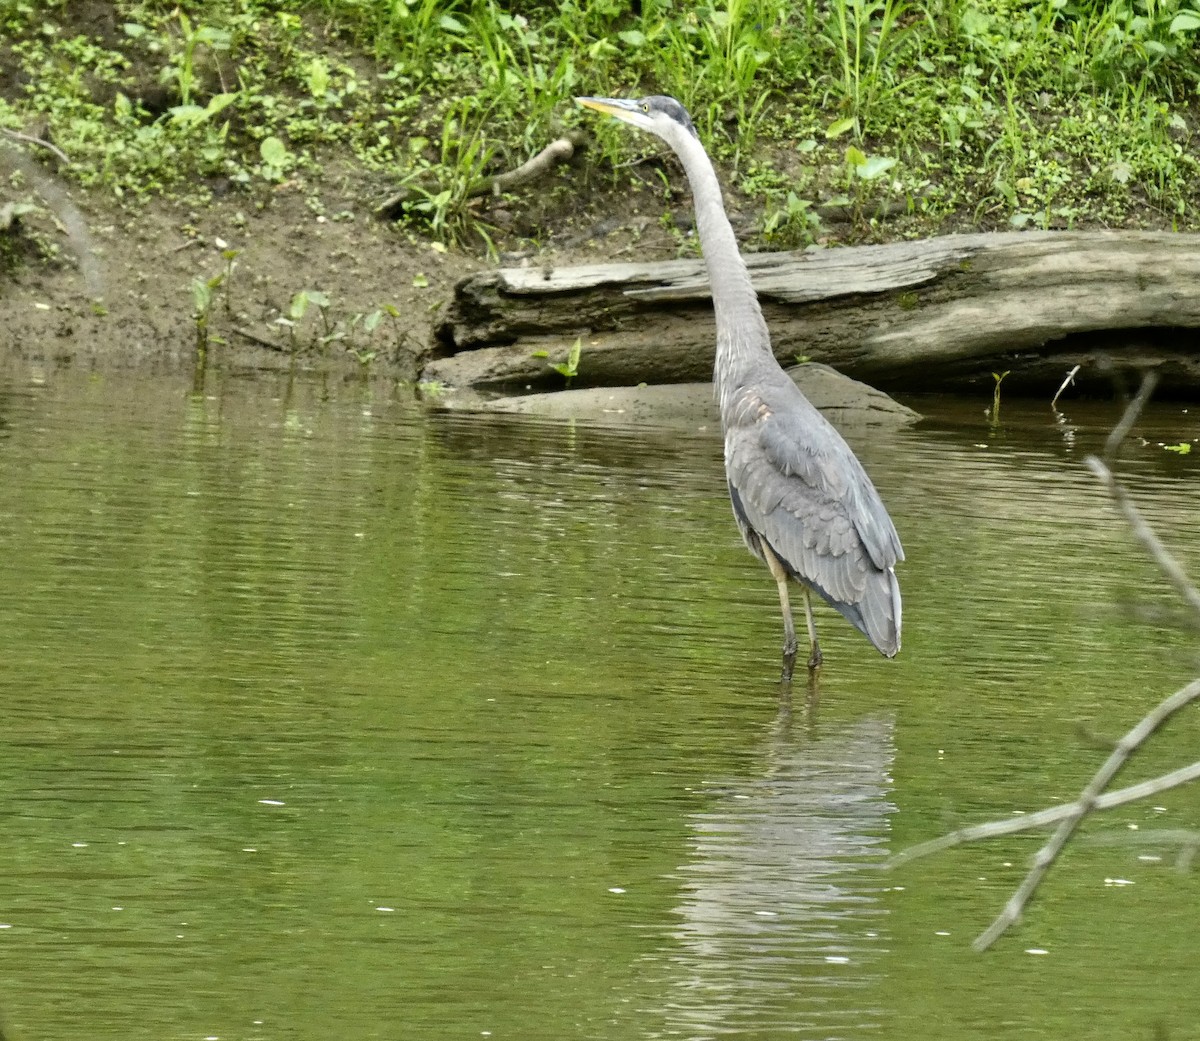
[
  {"left": 802, "top": 587, "right": 822, "bottom": 671},
  {"left": 775, "top": 577, "right": 798, "bottom": 683},
  {"left": 761, "top": 544, "right": 797, "bottom": 683}
]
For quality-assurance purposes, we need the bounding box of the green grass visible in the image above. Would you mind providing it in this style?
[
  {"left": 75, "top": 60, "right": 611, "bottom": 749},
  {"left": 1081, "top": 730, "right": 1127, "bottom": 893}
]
[{"left": 2, "top": 0, "right": 1200, "bottom": 248}]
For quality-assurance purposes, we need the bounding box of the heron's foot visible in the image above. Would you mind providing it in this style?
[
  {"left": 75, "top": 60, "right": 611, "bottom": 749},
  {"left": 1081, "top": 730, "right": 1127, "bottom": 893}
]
[
  {"left": 781, "top": 635, "right": 798, "bottom": 684},
  {"left": 807, "top": 641, "right": 823, "bottom": 672},
  {"left": 780, "top": 653, "right": 796, "bottom": 685}
]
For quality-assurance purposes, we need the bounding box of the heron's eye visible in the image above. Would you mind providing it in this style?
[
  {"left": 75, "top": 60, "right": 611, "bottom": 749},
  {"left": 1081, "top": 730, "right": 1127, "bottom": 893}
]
[{"left": 640, "top": 103, "right": 649, "bottom": 113}]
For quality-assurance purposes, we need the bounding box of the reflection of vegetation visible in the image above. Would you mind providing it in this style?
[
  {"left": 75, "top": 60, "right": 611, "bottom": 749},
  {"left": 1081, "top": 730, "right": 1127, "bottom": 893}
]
[{"left": 283, "top": 288, "right": 332, "bottom": 354}]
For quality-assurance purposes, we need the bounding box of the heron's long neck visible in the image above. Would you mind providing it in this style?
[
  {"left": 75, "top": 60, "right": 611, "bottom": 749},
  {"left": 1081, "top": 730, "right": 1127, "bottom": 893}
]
[{"left": 672, "top": 130, "right": 773, "bottom": 407}]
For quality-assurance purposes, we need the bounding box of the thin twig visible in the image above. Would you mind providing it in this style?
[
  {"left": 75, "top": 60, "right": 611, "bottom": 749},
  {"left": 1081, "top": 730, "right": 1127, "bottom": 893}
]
[
  {"left": 1084, "top": 455, "right": 1200, "bottom": 623},
  {"left": 974, "top": 675, "right": 1200, "bottom": 950},
  {"left": 894, "top": 374, "right": 1200, "bottom": 950},
  {"left": 1050, "top": 364, "right": 1080, "bottom": 409},
  {"left": 233, "top": 327, "right": 289, "bottom": 352},
  {"left": 890, "top": 730, "right": 1200, "bottom": 869},
  {"left": 1, "top": 127, "right": 70, "bottom": 165},
  {"left": 1069, "top": 827, "right": 1200, "bottom": 872},
  {"left": 1103, "top": 371, "right": 1157, "bottom": 461}
]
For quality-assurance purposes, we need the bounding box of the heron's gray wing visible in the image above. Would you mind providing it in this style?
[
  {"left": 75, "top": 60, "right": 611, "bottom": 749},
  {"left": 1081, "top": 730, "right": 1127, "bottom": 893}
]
[
  {"left": 725, "top": 384, "right": 903, "bottom": 653},
  {"left": 769, "top": 406, "right": 902, "bottom": 565}
]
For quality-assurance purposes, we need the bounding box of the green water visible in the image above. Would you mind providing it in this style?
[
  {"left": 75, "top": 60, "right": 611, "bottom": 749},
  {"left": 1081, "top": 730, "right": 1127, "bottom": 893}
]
[{"left": 0, "top": 366, "right": 1197, "bottom": 1041}]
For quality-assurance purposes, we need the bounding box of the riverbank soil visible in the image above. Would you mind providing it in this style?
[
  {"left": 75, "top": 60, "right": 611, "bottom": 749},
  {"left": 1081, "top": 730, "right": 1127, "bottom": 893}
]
[
  {"left": 1, "top": 165, "right": 472, "bottom": 376},
  {"left": 0, "top": 149, "right": 763, "bottom": 378}
]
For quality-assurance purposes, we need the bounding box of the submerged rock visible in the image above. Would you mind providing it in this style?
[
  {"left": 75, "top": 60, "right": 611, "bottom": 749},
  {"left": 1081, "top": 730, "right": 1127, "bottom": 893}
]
[{"left": 433, "top": 362, "right": 920, "bottom": 433}]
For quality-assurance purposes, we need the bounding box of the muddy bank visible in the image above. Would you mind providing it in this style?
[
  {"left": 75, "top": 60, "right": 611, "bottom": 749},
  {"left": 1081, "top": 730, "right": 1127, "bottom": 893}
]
[
  {"left": 1, "top": 166, "right": 923, "bottom": 430},
  {"left": 0, "top": 165, "right": 921, "bottom": 432},
  {"left": 0, "top": 157, "right": 720, "bottom": 384},
  {"left": 0, "top": 174, "right": 474, "bottom": 378},
  {"left": 4, "top": 160, "right": 1196, "bottom": 427}
]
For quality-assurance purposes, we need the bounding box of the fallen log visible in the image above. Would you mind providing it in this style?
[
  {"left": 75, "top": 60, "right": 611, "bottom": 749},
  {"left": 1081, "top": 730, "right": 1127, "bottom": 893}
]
[{"left": 427, "top": 230, "right": 1200, "bottom": 394}]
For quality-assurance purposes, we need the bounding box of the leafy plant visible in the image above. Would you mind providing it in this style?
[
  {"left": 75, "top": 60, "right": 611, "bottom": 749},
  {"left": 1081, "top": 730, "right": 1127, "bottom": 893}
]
[
  {"left": 274, "top": 288, "right": 331, "bottom": 353},
  {"left": 168, "top": 92, "right": 236, "bottom": 131},
  {"left": 190, "top": 269, "right": 226, "bottom": 365},
  {"left": 847, "top": 147, "right": 898, "bottom": 182},
  {"left": 1056, "top": 0, "right": 1200, "bottom": 90},
  {"left": 821, "top": 0, "right": 920, "bottom": 133},
  {"left": 762, "top": 189, "right": 821, "bottom": 245},
  {"left": 396, "top": 98, "right": 498, "bottom": 248},
  {"left": 258, "top": 136, "right": 294, "bottom": 181},
  {"left": 991, "top": 369, "right": 1011, "bottom": 422},
  {"left": 165, "top": 13, "right": 231, "bottom": 107},
  {"left": 4, "top": 0, "right": 1200, "bottom": 255},
  {"left": 215, "top": 240, "right": 240, "bottom": 314},
  {"left": 532, "top": 337, "right": 583, "bottom": 386},
  {"left": 549, "top": 337, "right": 582, "bottom": 385}
]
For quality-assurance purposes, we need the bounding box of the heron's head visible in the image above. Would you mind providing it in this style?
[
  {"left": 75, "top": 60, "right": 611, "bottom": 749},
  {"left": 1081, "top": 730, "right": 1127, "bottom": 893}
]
[{"left": 575, "top": 94, "right": 698, "bottom": 143}]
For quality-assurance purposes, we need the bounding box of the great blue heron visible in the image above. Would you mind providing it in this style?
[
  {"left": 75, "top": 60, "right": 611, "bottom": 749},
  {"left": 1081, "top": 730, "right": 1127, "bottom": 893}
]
[{"left": 577, "top": 94, "right": 903, "bottom": 681}]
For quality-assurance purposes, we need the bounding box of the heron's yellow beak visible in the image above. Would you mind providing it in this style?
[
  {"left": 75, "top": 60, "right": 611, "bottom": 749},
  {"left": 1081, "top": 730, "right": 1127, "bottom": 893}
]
[{"left": 575, "top": 96, "right": 641, "bottom": 123}]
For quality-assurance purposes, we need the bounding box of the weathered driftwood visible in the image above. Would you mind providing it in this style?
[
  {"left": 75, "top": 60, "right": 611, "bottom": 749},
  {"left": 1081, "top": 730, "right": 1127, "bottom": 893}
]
[{"left": 427, "top": 230, "right": 1200, "bottom": 393}]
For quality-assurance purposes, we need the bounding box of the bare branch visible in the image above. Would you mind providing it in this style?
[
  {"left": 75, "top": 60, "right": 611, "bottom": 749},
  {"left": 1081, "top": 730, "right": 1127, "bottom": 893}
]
[
  {"left": 1102, "top": 371, "right": 1157, "bottom": 461},
  {"left": 1050, "top": 364, "right": 1080, "bottom": 410},
  {"left": 0, "top": 127, "right": 70, "bottom": 165},
  {"left": 469, "top": 132, "right": 585, "bottom": 197},
  {"left": 890, "top": 731, "right": 1200, "bottom": 869},
  {"left": 973, "top": 676, "right": 1200, "bottom": 950},
  {"left": 971, "top": 376, "right": 1197, "bottom": 950},
  {"left": 233, "top": 327, "right": 289, "bottom": 353},
  {"left": 375, "top": 132, "right": 586, "bottom": 219},
  {"left": 1084, "top": 455, "right": 1200, "bottom": 623}
]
